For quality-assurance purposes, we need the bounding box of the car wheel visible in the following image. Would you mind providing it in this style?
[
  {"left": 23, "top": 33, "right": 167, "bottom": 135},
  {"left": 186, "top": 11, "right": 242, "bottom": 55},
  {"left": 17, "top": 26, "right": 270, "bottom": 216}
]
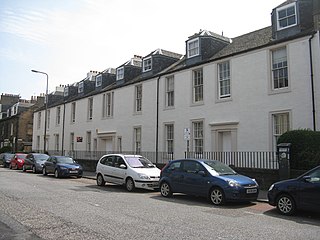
[
  {"left": 42, "top": 167, "right": 47, "bottom": 176},
  {"left": 160, "top": 182, "right": 172, "bottom": 197},
  {"left": 210, "top": 187, "right": 225, "bottom": 205},
  {"left": 22, "top": 165, "right": 26, "bottom": 172},
  {"left": 96, "top": 174, "right": 105, "bottom": 186},
  {"left": 54, "top": 169, "right": 60, "bottom": 178},
  {"left": 32, "top": 166, "right": 36, "bottom": 173},
  {"left": 276, "top": 194, "right": 296, "bottom": 215},
  {"left": 126, "top": 178, "right": 135, "bottom": 192}
]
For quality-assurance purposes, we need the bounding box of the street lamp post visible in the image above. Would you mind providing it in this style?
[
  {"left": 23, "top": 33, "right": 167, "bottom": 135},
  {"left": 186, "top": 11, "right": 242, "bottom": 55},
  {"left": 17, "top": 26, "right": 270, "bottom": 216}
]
[{"left": 31, "top": 70, "right": 48, "bottom": 153}]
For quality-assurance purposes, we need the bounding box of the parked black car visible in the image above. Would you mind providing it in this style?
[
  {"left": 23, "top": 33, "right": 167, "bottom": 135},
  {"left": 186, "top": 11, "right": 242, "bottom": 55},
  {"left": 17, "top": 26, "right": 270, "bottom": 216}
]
[
  {"left": 23, "top": 153, "right": 49, "bottom": 173},
  {"left": 42, "top": 156, "right": 83, "bottom": 178},
  {"left": 0, "top": 153, "right": 14, "bottom": 168},
  {"left": 268, "top": 165, "right": 320, "bottom": 215}
]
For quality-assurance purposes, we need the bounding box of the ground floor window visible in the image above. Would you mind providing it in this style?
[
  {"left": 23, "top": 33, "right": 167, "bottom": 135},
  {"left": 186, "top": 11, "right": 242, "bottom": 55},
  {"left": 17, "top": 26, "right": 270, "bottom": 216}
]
[
  {"left": 192, "top": 121, "right": 203, "bottom": 153},
  {"left": 134, "top": 127, "right": 141, "bottom": 153},
  {"left": 165, "top": 124, "right": 174, "bottom": 153},
  {"left": 272, "top": 112, "right": 290, "bottom": 151}
]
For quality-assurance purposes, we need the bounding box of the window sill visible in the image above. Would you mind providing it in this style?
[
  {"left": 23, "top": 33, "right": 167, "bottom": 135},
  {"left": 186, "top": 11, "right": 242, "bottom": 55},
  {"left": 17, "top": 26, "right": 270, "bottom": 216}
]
[
  {"left": 191, "top": 101, "right": 204, "bottom": 107},
  {"left": 268, "top": 87, "right": 291, "bottom": 95},
  {"left": 102, "top": 116, "right": 113, "bottom": 120},
  {"left": 164, "top": 106, "right": 175, "bottom": 111},
  {"left": 216, "top": 96, "right": 232, "bottom": 103},
  {"left": 133, "top": 111, "right": 142, "bottom": 116}
]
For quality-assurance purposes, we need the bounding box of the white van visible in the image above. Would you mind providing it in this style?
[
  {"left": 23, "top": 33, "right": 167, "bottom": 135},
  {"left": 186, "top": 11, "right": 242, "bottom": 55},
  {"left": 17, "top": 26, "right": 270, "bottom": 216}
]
[{"left": 96, "top": 154, "right": 161, "bottom": 191}]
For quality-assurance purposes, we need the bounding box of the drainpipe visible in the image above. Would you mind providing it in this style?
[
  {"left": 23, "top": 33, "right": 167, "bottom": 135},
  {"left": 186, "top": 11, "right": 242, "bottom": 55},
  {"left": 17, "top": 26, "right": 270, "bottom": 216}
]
[
  {"left": 61, "top": 102, "right": 66, "bottom": 155},
  {"left": 155, "top": 76, "right": 161, "bottom": 163},
  {"left": 309, "top": 33, "right": 316, "bottom": 131}
]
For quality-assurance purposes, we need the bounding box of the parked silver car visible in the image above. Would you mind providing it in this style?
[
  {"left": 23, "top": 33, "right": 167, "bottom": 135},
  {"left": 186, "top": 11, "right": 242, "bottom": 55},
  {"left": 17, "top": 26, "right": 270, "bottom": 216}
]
[
  {"left": 23, "top": 153, "right": 49, "bottom": 173},
  {"left": 96, "top": 154, "right": 161, "bottom": 191}
]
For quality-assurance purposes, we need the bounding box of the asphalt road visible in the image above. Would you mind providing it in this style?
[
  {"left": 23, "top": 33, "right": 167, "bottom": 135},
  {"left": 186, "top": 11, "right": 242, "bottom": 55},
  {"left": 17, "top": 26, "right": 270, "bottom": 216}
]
[{"left": 0, "top": 168, "right": 319, "bottom": 240}]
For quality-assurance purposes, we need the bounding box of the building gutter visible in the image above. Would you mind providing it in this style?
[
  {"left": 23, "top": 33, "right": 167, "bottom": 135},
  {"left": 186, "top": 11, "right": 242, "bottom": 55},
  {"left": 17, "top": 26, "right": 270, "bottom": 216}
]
[{"left": 309, "top": 33, "right": 316, "bottom": 131}]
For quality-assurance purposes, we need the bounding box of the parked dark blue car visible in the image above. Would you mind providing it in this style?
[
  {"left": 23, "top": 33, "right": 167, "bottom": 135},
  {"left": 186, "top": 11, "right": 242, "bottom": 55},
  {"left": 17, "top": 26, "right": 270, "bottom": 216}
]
[
  {"left": 159, "top": 159, "right": 259, "bottom": 205},
  {"left": 42, "top": 156, "right": 83, "bottom": 178},
  {"left": 268, "top": 165, "right": 320, "bottom": 215},
  {"left": 0, "top": 153, "right": 14, "bottom": 168}
]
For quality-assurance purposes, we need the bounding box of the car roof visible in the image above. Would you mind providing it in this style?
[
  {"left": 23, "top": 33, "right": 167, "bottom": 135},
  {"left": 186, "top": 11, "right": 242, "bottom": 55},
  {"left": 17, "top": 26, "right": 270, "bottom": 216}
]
[
  {"left": 170, "top": 158, "right": 217, "bottom": 163},
  {"left": 51, "top": 155, "right": 72, "bottom": 158},
  {"left": 102, "top": 154, "right": 143, "bottom": 158}
]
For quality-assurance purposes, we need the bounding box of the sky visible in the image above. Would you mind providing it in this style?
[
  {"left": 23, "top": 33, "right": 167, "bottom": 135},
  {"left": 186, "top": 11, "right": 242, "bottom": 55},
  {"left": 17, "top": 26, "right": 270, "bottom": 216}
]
[{"left": 0, "top": 0, "right": 285, "bottom": 100}]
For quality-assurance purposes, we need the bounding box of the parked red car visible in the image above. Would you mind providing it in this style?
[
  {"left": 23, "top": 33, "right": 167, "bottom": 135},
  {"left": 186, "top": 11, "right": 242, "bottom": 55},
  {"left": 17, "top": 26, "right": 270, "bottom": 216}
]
[{"left": 10, "top": 153, "right": 27, "bottom": 170}]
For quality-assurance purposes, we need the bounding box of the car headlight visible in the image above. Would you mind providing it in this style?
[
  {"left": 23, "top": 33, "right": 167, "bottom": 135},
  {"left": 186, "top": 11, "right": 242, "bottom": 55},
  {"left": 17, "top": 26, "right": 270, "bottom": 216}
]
[
  {"left": 268, "top": 184, "right": 274, "bottom": 191},
  {"left": 17, "top": 159, "right": 23, "bottom": 163},
  {"left": 227, "top": 180, "right": 240, "bottom": 187},
  {"left": 138, "top": 173, "right": 150, "bottom": 180},
  {"left": 252, "top": 178, "right": 258, "bottom": 186},
  {"left": 60, "top": 166, "right": 67, "bottom": 170}
]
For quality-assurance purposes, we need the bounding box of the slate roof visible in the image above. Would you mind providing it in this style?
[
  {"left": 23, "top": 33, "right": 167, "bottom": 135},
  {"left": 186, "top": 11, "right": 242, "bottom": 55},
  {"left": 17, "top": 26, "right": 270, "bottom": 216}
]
[
  {"left": 144, "top": 48, "right": 183, "bottom": 60},
  {"left": 275, "top": 0, "right": 296, "bottom": 9},
  {"left": 212, "top": 27, "right": 273, "bottom": 59},
  {"left": 188, "top": 29, "right": 230, "bottom": 43}
]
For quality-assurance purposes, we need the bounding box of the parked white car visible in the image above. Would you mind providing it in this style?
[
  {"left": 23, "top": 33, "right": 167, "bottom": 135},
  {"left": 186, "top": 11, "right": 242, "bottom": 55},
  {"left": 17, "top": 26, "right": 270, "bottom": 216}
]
[{"left": 96, "top": 154, "right": 161, "bottom": 191}]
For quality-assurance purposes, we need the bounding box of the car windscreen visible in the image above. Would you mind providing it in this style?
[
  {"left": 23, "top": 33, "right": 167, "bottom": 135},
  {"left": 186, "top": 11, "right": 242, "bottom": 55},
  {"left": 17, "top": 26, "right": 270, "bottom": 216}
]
[
  {"left": 203, "top": 160, "right": 236, "bottom": 175},
  {"left": 34, "top": 154, "right": 49, "bottom": 161},
  {"left": 124, "top": 156, "right": 155, "bottom": 168},
  {"left": 5, "top": 154, "right": 14, "bottom": 160},
  {"left": 56, "top": 157, "right": 74, "bottom": 164}
]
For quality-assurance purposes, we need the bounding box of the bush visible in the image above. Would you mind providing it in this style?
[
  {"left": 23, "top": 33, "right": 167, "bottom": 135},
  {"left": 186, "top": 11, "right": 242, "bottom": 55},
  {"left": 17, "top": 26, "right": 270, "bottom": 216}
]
[
  {"left": 0, "top": 146, "right": 12, "bottom": 154},
  {"left": 278, "top": 130, "right": 320, "bottom": 170}
]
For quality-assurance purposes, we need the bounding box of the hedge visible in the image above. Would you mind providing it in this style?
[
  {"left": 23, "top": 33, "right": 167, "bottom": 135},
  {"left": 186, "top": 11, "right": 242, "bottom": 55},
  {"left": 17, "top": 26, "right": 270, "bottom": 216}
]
[{"left": 277, "top": 129, "right": 320, "bottom": 170}]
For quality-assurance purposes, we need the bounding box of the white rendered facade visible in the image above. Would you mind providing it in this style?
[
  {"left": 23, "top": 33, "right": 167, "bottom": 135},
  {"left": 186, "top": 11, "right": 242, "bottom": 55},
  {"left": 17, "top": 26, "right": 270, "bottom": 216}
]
[{"left": 32, "top": 1, "right": 320, "bottom": 161}]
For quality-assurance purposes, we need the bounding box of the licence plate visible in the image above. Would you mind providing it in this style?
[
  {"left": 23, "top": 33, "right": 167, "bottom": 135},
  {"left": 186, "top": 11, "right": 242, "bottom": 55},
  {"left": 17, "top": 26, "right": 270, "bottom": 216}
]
[
  {"left": 69, "top": 170, "right": 78, "bottom": 173},
  {"left": 246, "top": 188, "right": 257, "bottom": 194}
]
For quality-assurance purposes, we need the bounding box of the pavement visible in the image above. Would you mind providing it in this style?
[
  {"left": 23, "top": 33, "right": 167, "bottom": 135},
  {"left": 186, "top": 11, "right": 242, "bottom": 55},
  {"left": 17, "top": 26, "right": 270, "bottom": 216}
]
[{"left": 82, "top": 171, "right": 268, "bottom": 203}]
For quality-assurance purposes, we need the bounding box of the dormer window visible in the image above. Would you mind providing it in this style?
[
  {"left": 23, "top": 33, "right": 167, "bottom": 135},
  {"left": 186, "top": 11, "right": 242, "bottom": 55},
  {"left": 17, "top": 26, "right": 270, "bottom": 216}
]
[
  {"left": 143, "top": 57, "right": 152, "bottom": 72},
  {"left": 116, "top": 67, "right": 124, "bottom": 80},
  {"left": 78, "top": 82, "right": 84, "bottom": 93},
  {"left": 64, "top": 86, "right": 69, "bottom": 97},
  {"left": 276, "top": 2, "right": 297, "bottom": 30},
  {"left": 187, "top": 38, "right": 199, "bottom": 58},
  {"left": 96, "top": 75, "right": 102, "bottom": 87}
]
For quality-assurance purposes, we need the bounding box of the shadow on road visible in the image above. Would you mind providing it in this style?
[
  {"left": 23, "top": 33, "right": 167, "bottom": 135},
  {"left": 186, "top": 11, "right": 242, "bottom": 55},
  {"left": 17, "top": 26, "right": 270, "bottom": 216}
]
[
  {"left": 150, "top": 193, "right": 257, "bottom": 209},
  {"left": 263, "top": 208, "right": 320, "bottom": 226}
]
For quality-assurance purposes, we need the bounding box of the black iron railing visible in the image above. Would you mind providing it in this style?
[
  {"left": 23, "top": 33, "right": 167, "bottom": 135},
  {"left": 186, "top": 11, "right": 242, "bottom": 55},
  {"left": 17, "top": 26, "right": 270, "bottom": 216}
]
[{"left": 40, "top": 150, "right": 278, "bottom": 169}]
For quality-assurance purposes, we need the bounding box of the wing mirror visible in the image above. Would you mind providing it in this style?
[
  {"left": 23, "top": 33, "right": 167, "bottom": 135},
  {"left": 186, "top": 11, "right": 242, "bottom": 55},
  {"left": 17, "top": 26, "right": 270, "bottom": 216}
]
[
  {"left": 120, "top": 164, "right": 127, "bottom": 169},
  {"left": 198, "top": 170, "right": 206, "bottom": 177},
  {"left": 302, "top": 176, "right": 311, "bottom": 182}
]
